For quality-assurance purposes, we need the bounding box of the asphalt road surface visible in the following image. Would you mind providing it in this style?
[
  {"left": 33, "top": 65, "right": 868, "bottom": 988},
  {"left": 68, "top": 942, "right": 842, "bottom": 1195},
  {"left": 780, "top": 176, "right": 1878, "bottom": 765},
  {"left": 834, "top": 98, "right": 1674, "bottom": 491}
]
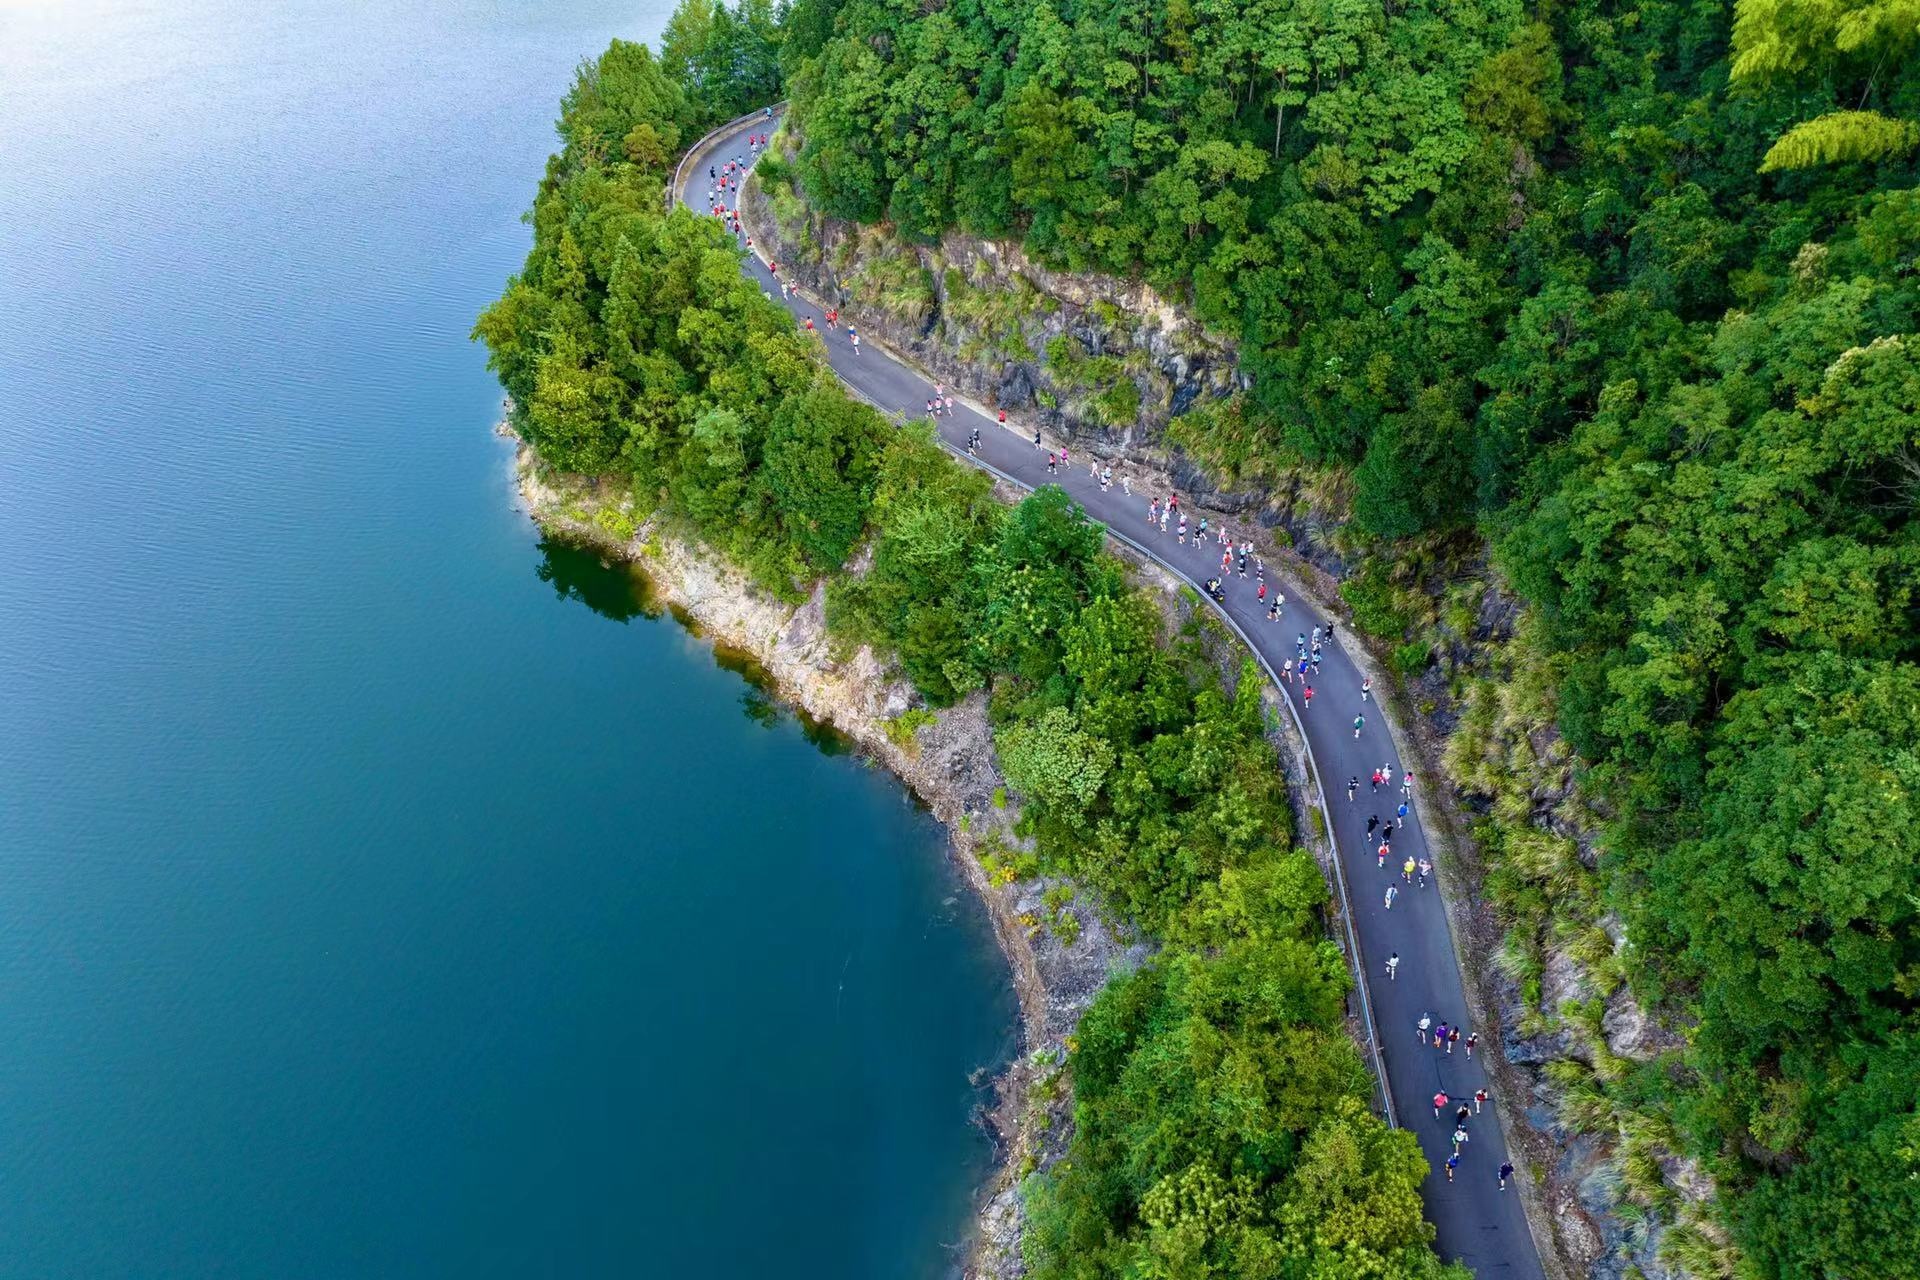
[{"left": 684, "top": 109, "right": 1546, "bottom": 1279}]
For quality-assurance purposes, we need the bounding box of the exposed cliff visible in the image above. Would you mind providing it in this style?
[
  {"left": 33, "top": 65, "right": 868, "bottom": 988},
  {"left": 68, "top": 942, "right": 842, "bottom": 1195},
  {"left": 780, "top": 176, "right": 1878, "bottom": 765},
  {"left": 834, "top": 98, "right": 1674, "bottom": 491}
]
[{"left": 744, "top": 138, "right": 1240, "bottom": 453}]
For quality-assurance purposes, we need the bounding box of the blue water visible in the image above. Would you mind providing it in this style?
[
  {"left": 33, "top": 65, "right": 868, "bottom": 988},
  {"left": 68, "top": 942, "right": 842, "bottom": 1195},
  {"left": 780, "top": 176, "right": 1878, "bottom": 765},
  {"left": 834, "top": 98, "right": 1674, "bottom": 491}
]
[{"left": 0, "top": 3, "right": 1017, "bottom": 1274}]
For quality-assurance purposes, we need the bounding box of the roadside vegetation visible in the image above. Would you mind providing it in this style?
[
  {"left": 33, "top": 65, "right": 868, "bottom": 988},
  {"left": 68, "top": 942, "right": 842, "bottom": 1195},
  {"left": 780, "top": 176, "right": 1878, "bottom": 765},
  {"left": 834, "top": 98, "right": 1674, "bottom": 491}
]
[
  {"left": 476, "top": 14, "right": 1459, "bottom": 1279},
  {"left": 778, "top": 0, "right": 1920, "bottom": 1273}
]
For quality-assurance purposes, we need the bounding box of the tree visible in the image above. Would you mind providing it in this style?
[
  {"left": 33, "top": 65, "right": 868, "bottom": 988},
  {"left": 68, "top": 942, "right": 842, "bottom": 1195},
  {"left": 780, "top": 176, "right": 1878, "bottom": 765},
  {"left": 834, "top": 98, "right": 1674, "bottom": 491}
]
[{"left": 759, "top": 381, "right": 887, "bottom": 571}]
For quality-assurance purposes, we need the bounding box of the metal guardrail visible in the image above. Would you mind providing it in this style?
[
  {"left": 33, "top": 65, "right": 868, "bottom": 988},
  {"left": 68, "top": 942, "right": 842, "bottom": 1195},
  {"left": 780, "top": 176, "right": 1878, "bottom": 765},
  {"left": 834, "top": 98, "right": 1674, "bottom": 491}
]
[{"left": 688, "top": 102, "right": 1397, "bottom": 1130}]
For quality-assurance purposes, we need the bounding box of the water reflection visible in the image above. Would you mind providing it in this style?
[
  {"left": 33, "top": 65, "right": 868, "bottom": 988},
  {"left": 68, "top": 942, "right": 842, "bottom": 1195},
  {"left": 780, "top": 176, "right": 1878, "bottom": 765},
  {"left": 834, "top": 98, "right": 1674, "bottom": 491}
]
[
  {"left": 533, "top": 536, "right": 852, "bottom": 754},
  {"left": 533, "top": 536, "right": 660, "bottom": 622}
]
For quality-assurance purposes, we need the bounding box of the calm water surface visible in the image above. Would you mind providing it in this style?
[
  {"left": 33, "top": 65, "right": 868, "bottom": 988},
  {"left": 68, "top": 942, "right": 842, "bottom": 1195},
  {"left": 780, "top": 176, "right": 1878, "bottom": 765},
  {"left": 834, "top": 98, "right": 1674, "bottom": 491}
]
[{"left": 0, "top": 2, "right": 1017, "bottom": 1274}]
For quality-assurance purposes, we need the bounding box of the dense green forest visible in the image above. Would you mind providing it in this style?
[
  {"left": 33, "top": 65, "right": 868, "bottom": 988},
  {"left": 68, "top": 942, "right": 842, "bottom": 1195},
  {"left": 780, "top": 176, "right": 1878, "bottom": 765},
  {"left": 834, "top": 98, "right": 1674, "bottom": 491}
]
[
  {"left": 775, "top": 0, "right": 1920, "bottom": 1275},
  {"left": 476, "top": 14, "right": 1460, "bottom": 1278}
]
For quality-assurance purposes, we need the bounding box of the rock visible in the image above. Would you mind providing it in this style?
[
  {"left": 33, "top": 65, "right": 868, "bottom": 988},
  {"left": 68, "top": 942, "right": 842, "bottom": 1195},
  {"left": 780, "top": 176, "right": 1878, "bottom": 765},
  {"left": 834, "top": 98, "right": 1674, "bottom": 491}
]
[
  {"left": 1601, "top": 988, "right": 1683, "bottom": 1062},
  {"left": 1506, "top": 1021, "right": 1583, "bottom": 1067},
  {"left": 997, "top": 362, "right": 1035, "bottom": 409},
  {"left": 1169, "top": 448, "right": 1263, "bottom": 513}
]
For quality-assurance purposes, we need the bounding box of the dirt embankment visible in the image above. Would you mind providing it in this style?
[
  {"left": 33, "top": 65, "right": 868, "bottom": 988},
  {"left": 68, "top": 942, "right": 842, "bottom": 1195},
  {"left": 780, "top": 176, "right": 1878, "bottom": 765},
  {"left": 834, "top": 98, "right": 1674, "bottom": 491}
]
[{"left": 505, "top": 425, "right": 1148, "bottom": 1278}]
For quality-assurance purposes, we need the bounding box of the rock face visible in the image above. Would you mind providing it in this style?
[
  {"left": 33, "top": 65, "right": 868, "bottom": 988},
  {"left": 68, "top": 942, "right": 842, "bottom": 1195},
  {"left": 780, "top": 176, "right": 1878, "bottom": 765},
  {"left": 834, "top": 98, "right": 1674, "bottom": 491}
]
[
  {"left": 745, "top": 155, "right": 1238, "bottom": 457},
  {"left": 510, "top": 430, "right": 1148, "bottom": 1279}
]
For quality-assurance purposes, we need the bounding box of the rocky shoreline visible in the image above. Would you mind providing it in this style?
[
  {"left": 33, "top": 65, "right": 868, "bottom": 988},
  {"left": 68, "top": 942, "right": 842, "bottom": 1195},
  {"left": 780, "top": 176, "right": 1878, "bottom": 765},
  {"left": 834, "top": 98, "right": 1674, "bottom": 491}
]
[{"left": 502, "top": 423, "right": 1148, "bottom": 1278}]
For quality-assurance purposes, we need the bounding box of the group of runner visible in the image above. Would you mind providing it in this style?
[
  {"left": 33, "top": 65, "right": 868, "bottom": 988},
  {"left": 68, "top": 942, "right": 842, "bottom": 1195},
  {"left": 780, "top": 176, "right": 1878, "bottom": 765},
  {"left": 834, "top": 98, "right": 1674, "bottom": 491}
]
[
  {"left": 706, "top": 137, "right": 864, "bottom": 357},
  {"left": 1417, "top": 1014, "right": 1508, "bottom": 1189}
]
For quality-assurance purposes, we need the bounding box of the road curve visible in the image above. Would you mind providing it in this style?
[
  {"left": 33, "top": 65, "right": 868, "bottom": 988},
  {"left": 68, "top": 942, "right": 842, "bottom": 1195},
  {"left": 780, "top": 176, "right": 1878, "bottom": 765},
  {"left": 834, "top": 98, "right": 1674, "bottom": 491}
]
[{"left": 682, "top": 109, "right": 1546, "bottom": 1279}]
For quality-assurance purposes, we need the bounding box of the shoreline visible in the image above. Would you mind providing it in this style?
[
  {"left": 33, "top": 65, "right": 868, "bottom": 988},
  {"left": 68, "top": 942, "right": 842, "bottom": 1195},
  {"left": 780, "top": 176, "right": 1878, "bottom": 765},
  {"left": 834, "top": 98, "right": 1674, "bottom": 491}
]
[{"left": 500, "top": 421, "right": 1141, "bottom": 1279}]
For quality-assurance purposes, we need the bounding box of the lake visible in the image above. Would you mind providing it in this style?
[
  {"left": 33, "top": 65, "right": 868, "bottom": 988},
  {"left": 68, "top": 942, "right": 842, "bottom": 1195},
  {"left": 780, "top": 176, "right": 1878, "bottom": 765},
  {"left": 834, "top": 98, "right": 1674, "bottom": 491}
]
[{"left": 0, "top": 1, "right": 1018, "bottom": 1274}]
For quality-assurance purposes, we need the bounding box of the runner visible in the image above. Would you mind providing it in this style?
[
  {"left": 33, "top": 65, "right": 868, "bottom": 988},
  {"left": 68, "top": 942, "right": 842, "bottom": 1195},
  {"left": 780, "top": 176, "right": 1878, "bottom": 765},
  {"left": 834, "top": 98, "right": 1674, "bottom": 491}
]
[
  {"left": 1435, "top": 1021, "right": 1449, "bottom": 1050},
  {"left": 1403, "top": 770, "right": 1414, "bottom": 798},
  {"left": 1453, "top": 1126, "right": 1470, "bottom": 1151},
  {"left": 1446, "top": 1153, "right": 1460, "bottom": 1183},
  {"left": 1417, "top": 1012, "right": 1432, "bottom": 1044},
  {"left": 1371, "top": 768, "right": 1383, "bottom": 793},
  {"left": 1302, "top": 684, "right": 1314, "bottom": 711},
  {"left": 1402, "top": 856, "right": 1415, "bottom": 882},
  {"left": 1384, "top": 884, "right": 1397, "bottom": 910},
  {"left": 1386, "top": 952, "right": 1400, "bottom": 982},
  {"left": 1417, "top": 858, "right": 1432, "bottom": 887},
  {"left": 1466, "top": 1032, "right": 1478, "bottom": 1059},
  {"left": 1499, "top": 1161, "right": 1514, "bottom": 1191},
  {"left": 1361, "top": 676, "right": 1372, "bottom": 701},
  {"left": 1377, "top": 841, "right": 1390, "bottom": 868},
  {"left": 1366, "top": 814, "right": 1379, "bottom": 838},
  {"left": 1475, "top": 1087, "right": 1489, "bottom": 1115},
  {"left": 1448, "top": 1026, "right": 1461, "bottom": 1054},
  {"left": 849, "top": 327, "right": 860, "bottom": 354},
  {"left": 1432, "top": 1090, "right": 1448, "bottom": 1118},
  {"left": 1353, "top": 713, "right": 1365, "bottom": 739},
  {"left": 1347, "top": 777, "right": 1358, "bottom": 802}
]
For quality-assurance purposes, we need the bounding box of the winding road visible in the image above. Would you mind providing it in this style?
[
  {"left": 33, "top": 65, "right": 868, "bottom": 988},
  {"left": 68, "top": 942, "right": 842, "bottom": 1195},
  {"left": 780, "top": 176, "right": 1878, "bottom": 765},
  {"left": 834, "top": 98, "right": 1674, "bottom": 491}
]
[{"left": 681, "top": 109, "right": 1546, "bottom": 1279}]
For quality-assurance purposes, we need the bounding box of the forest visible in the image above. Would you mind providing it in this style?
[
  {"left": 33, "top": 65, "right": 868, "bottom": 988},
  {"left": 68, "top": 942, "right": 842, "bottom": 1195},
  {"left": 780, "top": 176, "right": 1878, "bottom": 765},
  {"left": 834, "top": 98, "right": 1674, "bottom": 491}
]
[
  {"left": 476, "top": 13, "right": 1460, "bottom": 1278},
  {"left": 480, "top": 0, "right": 1920, "bottom": 1275},
  {"left": 775, "top": 0, "right": 1920, "bottom": 1275}
]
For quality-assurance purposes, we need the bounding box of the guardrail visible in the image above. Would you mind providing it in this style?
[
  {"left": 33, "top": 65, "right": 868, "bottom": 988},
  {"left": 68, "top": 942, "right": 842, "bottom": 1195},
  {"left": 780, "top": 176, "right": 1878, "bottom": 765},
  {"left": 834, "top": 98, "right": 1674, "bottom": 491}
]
[
  {"left": 667, "top": 101, "right": 789, "bottom": 214},
  {"left": 694, "top": 102, "right": 1397, "bottom": 1130}
]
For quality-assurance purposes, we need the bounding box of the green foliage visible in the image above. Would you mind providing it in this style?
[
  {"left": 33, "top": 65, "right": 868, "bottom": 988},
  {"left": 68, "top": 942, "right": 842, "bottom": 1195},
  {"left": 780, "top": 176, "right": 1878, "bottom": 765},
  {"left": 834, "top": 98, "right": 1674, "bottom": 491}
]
[
  {"left": 659, "top": 0, "right": 784, "bottom": 128},
  {"left": 1391, "top": 640, "right": 1432, "bottom": 676},
  {"left": 1339, "top": 561, "right": 1420, "bottom": 641},
  {"left": 770, "top": 0, "right": 1920, "bottom": 1262},
  {"left": 1759, "top": 110, "right": 1920, "bottom": 172},
  {"left": 882, "top": 706, "right": 938, "bottom": 753},
  {"left": 1026, "top": 945, "right": 1463, "bottom": 1280}
]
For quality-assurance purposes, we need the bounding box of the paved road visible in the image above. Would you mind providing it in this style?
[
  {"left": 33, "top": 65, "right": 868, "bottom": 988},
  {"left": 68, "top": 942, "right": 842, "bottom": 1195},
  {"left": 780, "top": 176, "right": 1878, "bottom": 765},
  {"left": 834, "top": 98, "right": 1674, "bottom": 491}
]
[{"left": 683, "top": 111, "right": 1545, "bottom": 1279}]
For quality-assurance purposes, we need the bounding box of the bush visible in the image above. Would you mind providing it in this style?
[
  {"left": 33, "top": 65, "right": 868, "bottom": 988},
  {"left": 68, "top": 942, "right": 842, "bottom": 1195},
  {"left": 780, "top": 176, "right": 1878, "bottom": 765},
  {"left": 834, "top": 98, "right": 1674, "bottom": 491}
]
[{"left": 1392, "top": 640, "right": 1431, "bottom": 676}]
